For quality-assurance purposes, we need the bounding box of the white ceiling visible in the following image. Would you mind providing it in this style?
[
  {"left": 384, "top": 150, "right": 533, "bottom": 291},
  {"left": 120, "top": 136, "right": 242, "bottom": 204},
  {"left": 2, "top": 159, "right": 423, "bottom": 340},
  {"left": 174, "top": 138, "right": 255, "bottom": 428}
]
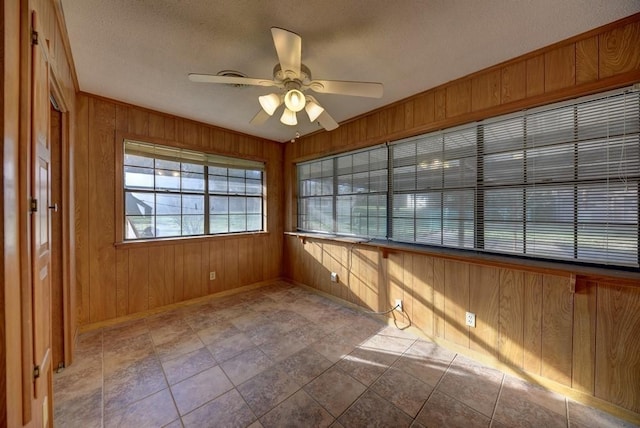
[{"left": 60, "top": 0, "right": 640, "bottom": 143}]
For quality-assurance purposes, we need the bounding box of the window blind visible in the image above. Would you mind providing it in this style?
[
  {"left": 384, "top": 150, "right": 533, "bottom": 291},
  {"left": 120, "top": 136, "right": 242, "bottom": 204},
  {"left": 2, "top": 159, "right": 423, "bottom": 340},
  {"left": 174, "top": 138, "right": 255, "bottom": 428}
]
[{"left": 296, "top": 87, "right": 639, "bottom": 268}]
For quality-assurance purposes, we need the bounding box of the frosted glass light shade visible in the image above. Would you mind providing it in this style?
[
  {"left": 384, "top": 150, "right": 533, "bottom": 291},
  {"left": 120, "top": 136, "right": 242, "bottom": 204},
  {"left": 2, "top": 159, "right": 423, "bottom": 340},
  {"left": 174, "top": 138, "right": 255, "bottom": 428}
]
[
  {"left": 284, "top": 89, "right": 306, "bottom": 112},
  {"left": 258, "top": 93, "right": 282, "bottom": 116},
  {"left": 280, "top": 107, "right": 297, "bottom": 125},
  {"left": 305, "top": 99, "right": 324, "bottom": 122}
]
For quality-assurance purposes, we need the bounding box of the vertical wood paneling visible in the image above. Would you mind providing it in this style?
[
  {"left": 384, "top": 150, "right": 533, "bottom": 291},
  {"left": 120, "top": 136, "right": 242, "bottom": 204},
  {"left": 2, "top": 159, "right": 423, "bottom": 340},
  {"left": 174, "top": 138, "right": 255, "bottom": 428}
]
[
  {"left": 572, "top": 279, "right": 597, "bottom": 394},
  {"left": 224, "top": 239, "right": 239, "bottom": 290},
  {"left": 127, "top": 247, "right": 149, "bottom": 314},
  {"left": 499, "top": 269, "right": 524, "bottom": 369},
  {"left": 238, "top": 238, "right": 251, "bottom": 286},
  {"left": 88, "top": 98, "right": 117, "bottom": 322},
  {"left": 402, "top": 254, "right": 416, "bottom": 324},
  {"left": 523, "top": 272, "right": 543, "bottom": 374},
  {"left": 469, "top": 265, "right": 499, "bottom": 357},
  {"left": 360, "top": 247, "right": 379, "bottom": 310},
  {"left": 164, "top": 246, "right": 175, "bottom": 305},
  {"left": 115, "top": 249, "right": 129, "bottom": 317},
  {"left": 148, "top": 113, "right": 165, "bottom": 139},
  {"left": 129, "top": 108, "right": 149, "bottom": 135},
  {"left": 541, "top": 274, "right": 573, "bottom": 386},
  {"left": 434, "top": 89, "right": 446, "bottom": 121},
  {"left": 471, "top": 70, "right": 501, "bottom": 111},
  {"left": 576, "top": 36, "right": 599, "bottom": 84},
  {"left": 595, "top": 284, "right": 640, "bottom": 413},
  {"left": 433, "top": 258, "right": 445, "bottom": 337},
  {"left": 75, "top": 95, "right": 90, "bottom": 324},
  {"left": 388, "top": 252, "right": 405, "bottom": 314},
  {"left": 173, "top": 244, "right": 184, "bottom": 302},
  {"left": 148, "top": 246, "right": 172, "bottom": 309},
  {"left": 413, "top": 92, "right": 435, "bottom": 126},
  {"left": 412, "top": 255, "right": 434, "bottom": 336},
  {"left": 183, "top": 121, "right": 199, "bottom": 146},
  {"left": 115, "top": 104, "right": 128, "bottom": 133},
  {"left": 208, "top": 241, "right": 224, "bottom": 294},
  {"left": 544, "top": 44, "right": 576, "bottom": 92},
  {"left": 501, "top": 60, "right": 527, "bottom": 103},
  {"left": 164, "top": 117, "right": 176, "bottom": 141},
  {"left": 389, "top": 104, "right": 406, "bottom": 134},
  {"left": 526, "top": 55, "right": 545, "bottom": 97},
  {"left": 599, "top": 21, "right": 640, "bottom": 78},
  {"left": 444, "top": 260, "right": 469, "bottom": 347},
  {"left": 445, "top": 81, "right": 471, "bottom": 118},
  {"left": 183, "top": 243, "right": 202, "bottom": 299}
]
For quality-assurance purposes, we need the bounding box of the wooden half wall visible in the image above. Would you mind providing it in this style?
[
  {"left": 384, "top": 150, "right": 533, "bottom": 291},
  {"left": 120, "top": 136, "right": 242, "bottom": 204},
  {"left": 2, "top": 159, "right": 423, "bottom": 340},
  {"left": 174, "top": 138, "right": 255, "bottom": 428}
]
[
  {"left": 283, "top": 13, "right": 640, "bottom": 418},
  {"left": 74, "top": 93, "right": 284, "bottom": 325}
]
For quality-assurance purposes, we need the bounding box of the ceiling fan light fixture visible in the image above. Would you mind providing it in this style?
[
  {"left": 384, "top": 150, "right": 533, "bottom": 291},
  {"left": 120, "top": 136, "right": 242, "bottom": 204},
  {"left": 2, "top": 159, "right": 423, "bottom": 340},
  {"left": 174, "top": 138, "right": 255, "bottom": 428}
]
[
  {"left": 284, "top": 89, "right": 306, "bottom": 112},
  {"left": 305, "top": 98, "right": 324, "bottom": 122},
  {"left": 258, "top": 93, "right": 282, "bottom": 116},
  {"left": 280, "top": 107, "right": 297, "bottom": 126}
]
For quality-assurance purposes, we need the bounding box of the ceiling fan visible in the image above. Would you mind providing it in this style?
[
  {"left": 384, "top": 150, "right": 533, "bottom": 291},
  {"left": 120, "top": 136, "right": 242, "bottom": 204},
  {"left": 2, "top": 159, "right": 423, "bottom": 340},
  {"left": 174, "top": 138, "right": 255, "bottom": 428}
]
[{"left": 188, "top": 27, "right": 384, "bottom": 132}]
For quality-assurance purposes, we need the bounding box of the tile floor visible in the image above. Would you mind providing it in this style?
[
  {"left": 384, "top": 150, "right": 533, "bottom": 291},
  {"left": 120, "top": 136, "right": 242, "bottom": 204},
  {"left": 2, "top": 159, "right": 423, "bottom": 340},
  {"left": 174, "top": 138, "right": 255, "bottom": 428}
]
[{"left": 54, "top": 280, "right": 637, "bottom": 428}]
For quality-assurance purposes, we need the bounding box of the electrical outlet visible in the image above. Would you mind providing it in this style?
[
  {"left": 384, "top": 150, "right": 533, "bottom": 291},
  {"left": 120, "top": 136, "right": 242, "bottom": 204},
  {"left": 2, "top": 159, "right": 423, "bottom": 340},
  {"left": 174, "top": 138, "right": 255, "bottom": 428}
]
[
  {"left": 395, "top": 299, "right": 403, "bottom": 312},
  {"left": 330, "top": 272, "right": 338, "bottom": 283},
  {"left": 209, "top": 271, "right": 216, "bottom": 280},
  {"left": 465, "top": 311, "right": 476, "bottom": 327}
]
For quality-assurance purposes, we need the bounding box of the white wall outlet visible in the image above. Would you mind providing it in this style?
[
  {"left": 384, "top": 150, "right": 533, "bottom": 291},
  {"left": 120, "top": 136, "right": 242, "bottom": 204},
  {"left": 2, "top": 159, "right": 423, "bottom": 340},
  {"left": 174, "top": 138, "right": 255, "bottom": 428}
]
[
  {"left": 395, "top": 299, "right": 403, "bottom": 312},
  {"left": 209, "top": 271, "right": 216, "bottom": 280},
  {"left": 465, "top": 311, "right": 476, "bottom": 327},
  {"left": 330, "top": 272, "right": 338, "bottom": 283}
]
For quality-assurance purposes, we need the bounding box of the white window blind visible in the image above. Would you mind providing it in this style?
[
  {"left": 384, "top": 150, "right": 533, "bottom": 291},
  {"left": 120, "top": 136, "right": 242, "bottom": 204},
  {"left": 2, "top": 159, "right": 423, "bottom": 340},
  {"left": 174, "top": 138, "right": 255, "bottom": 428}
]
[
  {"left": 483, "top": 90, "right": 639, "bottom": 266},
  {"left": 391, "top": 126, "right": 477, "bottom": 248},
  {"left": 296, "top": 87, "right": 639, "bottom": 268}
]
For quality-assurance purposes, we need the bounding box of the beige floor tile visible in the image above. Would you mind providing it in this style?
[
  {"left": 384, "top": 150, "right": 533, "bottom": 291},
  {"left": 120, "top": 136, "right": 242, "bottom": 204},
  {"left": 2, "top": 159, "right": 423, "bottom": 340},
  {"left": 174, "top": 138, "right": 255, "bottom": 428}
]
[
  {"left": 436, "top": 355, "right": 503, "bottom": 417},
  {"left": 237, "top": 367, "right": 300, "bottom": 417},
  {"left": 415, "top": 390, "right": 491, "bottom": 428},
  {"left": 274, "top": 347, "right": 333, "bottom": 386},
  {"left": 162, "top": 347, "right": 216, "bottom": 385},
  {"left": 338, "top": 389, "right": 413, "bottom": 427},
  {"left": 370, "top": 367, "right": 434, "bottom": 417},
  {"left": 103, "top": 354, "right": 168, "bottom": 414},
  {"left": 260, "top": 389, "right": 334, "bottom": 428},
  {"left": 304, "top": 366, "right": 367, "bottom": 417},
  {"left": 220, "top": 346, "right": 274, "bottom": 386},
  {"left": 335, "top": 346, "right": 399, "bottom": 386},
  {"left": 182, "top": 388, "right": 256, "bottom": 428},
  {"left": 171, "top": 365, "right": 234, "bottom": 415},
  {"left": 104, "top": 388, "right": 178, "bottom": 428}
]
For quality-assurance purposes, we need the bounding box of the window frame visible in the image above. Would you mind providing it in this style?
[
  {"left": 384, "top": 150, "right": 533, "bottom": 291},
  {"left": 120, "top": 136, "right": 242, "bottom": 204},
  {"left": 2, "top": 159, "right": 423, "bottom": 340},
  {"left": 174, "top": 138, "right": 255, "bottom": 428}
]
[{"left": 116, "top": 134, "right": 267, "bottom": 243}]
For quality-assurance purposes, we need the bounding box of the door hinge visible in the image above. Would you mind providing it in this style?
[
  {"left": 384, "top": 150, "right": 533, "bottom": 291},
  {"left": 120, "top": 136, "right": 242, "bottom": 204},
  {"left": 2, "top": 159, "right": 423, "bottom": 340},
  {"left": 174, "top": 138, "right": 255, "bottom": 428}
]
[
  {"left": 33, "top": 365, "right": 40, "bottom": 379},
  {"left": 31, "top": 29, "right": 39, "bottom": 45},
  {"left": 30, "top": 198, "right": 38, "bottom": 213}
]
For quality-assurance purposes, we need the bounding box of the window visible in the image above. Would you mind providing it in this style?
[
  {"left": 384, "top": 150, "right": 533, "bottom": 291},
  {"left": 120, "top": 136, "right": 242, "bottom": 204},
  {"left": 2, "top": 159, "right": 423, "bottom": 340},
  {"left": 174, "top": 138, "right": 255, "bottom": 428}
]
[
  {"left": 298, "top": 146, "right": 388, "bottom": 238},
  {"left": 296, "top": 88, "right": 640, "bottom": 268},
  {"left": 123, "top": 140, "right": 265, "bottom": 240}
]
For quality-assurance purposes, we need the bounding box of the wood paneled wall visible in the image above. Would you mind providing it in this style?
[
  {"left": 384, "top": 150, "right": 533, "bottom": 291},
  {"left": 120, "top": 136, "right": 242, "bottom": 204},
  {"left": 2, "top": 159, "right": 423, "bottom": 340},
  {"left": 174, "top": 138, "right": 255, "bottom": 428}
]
[
  {"left": 74, "top": 93, "right": 284, "bottom": 325},
  {"left": 282, "top": 13, "right": 640, "bottom": 417},
  {"left": 285, "top": 236, "right": 640, "bottom": 415}
]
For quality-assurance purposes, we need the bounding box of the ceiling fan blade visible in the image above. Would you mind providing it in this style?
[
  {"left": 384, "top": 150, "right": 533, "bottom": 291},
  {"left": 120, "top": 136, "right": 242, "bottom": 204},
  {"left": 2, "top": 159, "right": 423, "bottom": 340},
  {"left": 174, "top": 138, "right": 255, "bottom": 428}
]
[
  {"left": 250, "top": 109, "right": 271, "bottom": 125},
  {"left": 188, "top": 73, "right": 279, "bottom": 87},
  {"left": 309, "top": 79, "right": 383, "bottom": 98},
  {"left": 271, "top": 27, "right": 301, "bottom": 78},
  {"left": 317, "top": 110, "right": 339, "bottom": 131}
]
